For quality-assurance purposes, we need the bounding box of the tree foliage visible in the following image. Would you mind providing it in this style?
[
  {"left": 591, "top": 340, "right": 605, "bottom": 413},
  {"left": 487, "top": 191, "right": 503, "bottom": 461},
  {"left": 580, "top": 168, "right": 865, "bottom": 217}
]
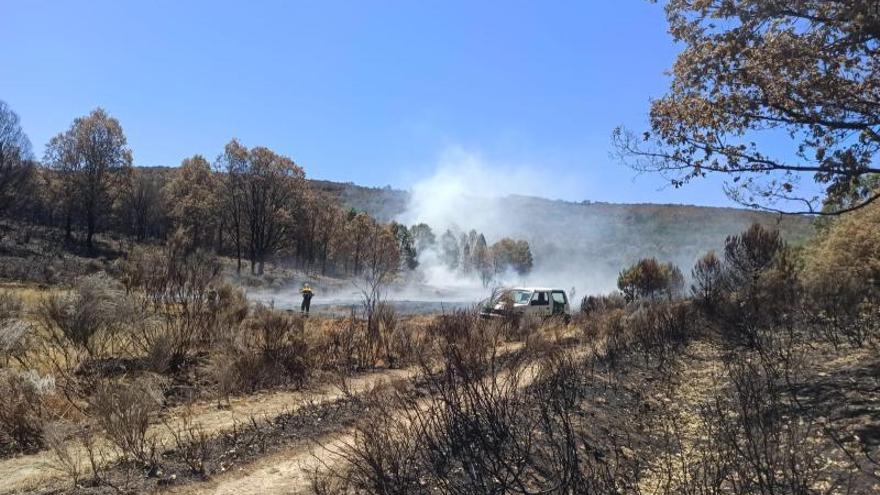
[
  {"left": 44, "top": 108, "right": 132, "bottom": 249},
  {"left": 617, "top": 257, "right": 684, "bottom": 302},
  {"left": 614, "top": 0, "right": 880, "bottom": 214}
]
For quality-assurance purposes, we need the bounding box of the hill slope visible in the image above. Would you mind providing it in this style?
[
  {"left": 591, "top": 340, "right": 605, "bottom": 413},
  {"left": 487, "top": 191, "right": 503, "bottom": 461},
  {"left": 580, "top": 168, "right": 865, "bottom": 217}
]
[{"left": 312, "top": 179, "right": 814, "bottom": 292}]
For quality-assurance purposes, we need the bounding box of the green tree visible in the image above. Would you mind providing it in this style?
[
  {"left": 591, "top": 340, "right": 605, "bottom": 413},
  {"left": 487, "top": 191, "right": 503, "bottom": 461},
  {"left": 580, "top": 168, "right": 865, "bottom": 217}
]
[{"left": 617, "top": 258, "right": 683, "bottom": 302}]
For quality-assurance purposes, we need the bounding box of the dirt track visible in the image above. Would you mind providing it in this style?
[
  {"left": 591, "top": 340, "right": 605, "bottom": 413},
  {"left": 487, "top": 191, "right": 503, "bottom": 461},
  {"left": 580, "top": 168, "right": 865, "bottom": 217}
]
[
  {"left": 0, "top": 366, "right": 420, "bottom": 494},
  {"left": 168, "top": 346, "right": 554, "bottom": 495}
]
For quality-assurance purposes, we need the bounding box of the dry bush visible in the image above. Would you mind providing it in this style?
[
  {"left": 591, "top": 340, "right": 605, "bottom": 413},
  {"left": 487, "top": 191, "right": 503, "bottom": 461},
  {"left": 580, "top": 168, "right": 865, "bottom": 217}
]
[
  {"left": 316, "top": 348, "right": 641, "bottom": 494},
  {"left": 386, "top": 320, "right": 435, "bottom": 369},
  {"left": 626, "top": 301, "right": 695, "bottom": 371},
  {"left": 0, "top": 289, "right": 22, "bottom": 318},
  {"left": 690, "top": 250, "right": 724, "bottom": 314},
  {"left": 372, "top": 301, "right": 397, "bottom": 367},
  {"left": 655, "top": 346, "right": 844, "bottom": 495},
  {"left": 164, "top": 409, "right": 213, "bottom": 477},
  {"left": 803, "top": 273, "right": 880, "bottom": 348},
  {"left": 308, "top": 309, "right": 403, "bottom": 373},
  {"left": 88, "top": 377, "right": 163, "bottom": 466},
  {"left": 580, "top": 306, "right": 629, "bottom": 363},
  {"left": 426, "top": 310, "right": 501, "bottom": 374},
  {"left": 0, "top": 369, "right": 55, "bottom": 454},
  {"left": 579, "top": 292, "right": 626, "bottom": 318},
  {"left": 803, "top": 201, "right": 880, "bottom": 348},
  {"left": 120, "top": 236, "right": 243, "bottom": 372},
  {"left": 0, "top": 292, "right": 29, "bottom": 372},
  {"left": 45, "top": 422, "right": 86, "bottom": 487},
  {"left": 209, "top": 304, "right": 311, "bottom": 398},
  {"left": 36, "top": 274, "right": 124, "bottom": 357},
  {"left": 306, "top": 312, "right": 368, "bottom": 373}
]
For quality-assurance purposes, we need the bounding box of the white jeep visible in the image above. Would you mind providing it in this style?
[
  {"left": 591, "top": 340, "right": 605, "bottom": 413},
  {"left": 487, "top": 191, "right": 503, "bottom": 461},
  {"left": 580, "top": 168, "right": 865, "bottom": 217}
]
[{"left": 480, "top": 287, "right": 571, "bottom": 322}]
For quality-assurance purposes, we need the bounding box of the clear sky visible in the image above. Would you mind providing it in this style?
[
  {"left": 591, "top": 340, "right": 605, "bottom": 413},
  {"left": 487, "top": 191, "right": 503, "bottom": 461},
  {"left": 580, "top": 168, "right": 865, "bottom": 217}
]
[{"left": 1, "top": 0, "right": 741, "bottom": 206}]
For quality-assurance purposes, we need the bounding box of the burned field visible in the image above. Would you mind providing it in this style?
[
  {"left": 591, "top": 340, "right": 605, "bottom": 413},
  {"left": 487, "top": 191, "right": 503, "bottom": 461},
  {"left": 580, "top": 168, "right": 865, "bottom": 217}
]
[{"left": 1, "top": 216, "right": 879, "bottom": 495}]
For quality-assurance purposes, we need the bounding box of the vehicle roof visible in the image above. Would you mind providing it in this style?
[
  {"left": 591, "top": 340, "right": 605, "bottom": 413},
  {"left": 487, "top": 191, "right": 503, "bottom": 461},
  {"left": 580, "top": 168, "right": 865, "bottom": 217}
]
[{"left": 508, "top": 287, "right": 564, "bottom": 292}]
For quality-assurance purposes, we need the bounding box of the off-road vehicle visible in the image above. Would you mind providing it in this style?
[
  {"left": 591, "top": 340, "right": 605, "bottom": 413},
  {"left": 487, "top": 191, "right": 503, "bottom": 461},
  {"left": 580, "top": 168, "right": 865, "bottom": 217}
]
[{"left": 480, "top": 287, "right": 571, "bottom": 322}]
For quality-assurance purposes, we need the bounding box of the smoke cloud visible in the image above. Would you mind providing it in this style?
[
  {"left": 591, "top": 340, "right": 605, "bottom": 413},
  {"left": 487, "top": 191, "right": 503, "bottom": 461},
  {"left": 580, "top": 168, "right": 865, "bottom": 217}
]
[{"left": 396, "top": 147, "right": 610, "bottom": 304}]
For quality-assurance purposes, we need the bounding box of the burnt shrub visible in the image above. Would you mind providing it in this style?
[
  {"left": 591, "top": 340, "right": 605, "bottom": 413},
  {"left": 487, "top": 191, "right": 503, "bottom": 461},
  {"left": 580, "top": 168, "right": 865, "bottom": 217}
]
[
  {"left": 626, "top": 300, "right": 695, "bottom": 370},
  {"left": 386, "top": 320, "right": 435, "bottom": 370},
  {"left": 120, "top": 235, "right": 242, "bottom": 371},
  {"left": 315, "top": 349, "right": 642, "bottom": 494},
  {"left": 88, "top": 377, "right": 163, "bottom": 466},
  {"left": 36, "top": 274, "right": 123, "bottom": 357},
  {"left": 0, "top": 369, "right": 55, "bottom": 455},
  {"left": 210, "top": 305, "right": 311, "bottom": 397},
  {"left": 692, "top": 224, "right": 800, "bottom": 348},
  {"left": 722, "top": 246, "right": 800, "bottom": 348},
  {"left": 579, "top": 292, "right": 626, "bottom": 318},
  {"left": 690, "top": 250, "right": 724, "bottom": 314},
  {"left": 0, "top": 291, "right": 29, "bottom": 367},
  {"left": 661, "top": 349, "right": 837, "bottom": 495}
]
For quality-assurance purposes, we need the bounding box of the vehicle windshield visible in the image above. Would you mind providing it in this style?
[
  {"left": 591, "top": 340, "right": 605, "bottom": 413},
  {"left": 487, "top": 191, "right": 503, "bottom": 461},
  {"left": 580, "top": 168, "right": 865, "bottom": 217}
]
[{"left": 508, "top": 290, "right": 532, "bottom": 304}]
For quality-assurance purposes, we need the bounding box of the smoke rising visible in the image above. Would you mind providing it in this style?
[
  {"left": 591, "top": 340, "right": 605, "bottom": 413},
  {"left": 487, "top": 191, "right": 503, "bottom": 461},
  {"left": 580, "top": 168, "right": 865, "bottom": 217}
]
[{"left": 396, "top": 147, "right": 611, "bottom": 302}]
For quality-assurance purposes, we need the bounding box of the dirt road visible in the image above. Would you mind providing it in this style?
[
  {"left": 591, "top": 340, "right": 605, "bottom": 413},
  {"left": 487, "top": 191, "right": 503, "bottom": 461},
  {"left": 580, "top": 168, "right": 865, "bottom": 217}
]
[
  {"left": 0, "top": 367, "right": 419, "bottom": 494},
  {"left": 169, "top": 346, "right": 559, "bottom": 495}
]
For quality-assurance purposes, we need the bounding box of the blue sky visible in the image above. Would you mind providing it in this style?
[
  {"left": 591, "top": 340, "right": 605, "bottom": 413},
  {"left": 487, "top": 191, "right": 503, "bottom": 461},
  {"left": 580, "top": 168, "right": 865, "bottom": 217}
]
[{"left": 1, "top": 0, "right": 742, "bottom": 206}]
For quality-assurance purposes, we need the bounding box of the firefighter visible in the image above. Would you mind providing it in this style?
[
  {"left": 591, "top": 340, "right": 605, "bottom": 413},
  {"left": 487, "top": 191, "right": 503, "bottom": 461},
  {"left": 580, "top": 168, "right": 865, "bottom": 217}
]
[{"left": 300, "top": 283, "right": 314, "bottom": 315}]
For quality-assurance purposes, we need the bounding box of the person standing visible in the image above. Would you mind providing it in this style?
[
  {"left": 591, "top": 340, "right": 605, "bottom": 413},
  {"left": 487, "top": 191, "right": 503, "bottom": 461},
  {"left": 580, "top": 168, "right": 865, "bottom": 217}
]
[{"left": 300, "top": 283, "right": 314, "bottom": 315}]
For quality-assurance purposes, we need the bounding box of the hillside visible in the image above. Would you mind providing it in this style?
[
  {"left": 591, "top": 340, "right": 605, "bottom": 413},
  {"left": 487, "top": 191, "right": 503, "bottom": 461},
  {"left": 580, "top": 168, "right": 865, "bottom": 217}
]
[{"left": 310, "top": 179, "right": 815, "bottom": 292}]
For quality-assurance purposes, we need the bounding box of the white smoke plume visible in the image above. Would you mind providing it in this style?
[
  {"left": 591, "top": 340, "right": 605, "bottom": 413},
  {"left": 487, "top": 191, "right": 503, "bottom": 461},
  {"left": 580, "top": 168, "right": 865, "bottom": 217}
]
[{"left": 396, "top": 147, "right": 608, "bottom": 303}]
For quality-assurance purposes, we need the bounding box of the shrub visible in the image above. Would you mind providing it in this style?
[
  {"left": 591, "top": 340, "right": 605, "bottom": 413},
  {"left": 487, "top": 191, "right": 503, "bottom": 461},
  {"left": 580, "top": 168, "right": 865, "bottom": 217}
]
[
  {"left": 690, "top": 250, "right": 724, "bottom": 314},
  {"left": 803, "top": 200, "right": 880, "bottom": 347},
  {"left": 37, "top": 274, "right": 123, "bottom": 357},
  {"left": 88, "top": 377, "right": 163, "bottom": 466},
  {"left": 617, "top": 258, "right": 684, "bottom": 302},
  {"left": 723, "top": 223, "right": 785, "bottom": 293},
  {"left": 210, "top": 305, "right": 311, "bottom": 397},
  {"left": 0, "top": 369, "right": 55, "bottom": 454},
  {"left": 626, "top": 301, "right": 694, "bottom": 370},
  {"left": 120, "top": 237, "right": 232, "bottom": 371}
]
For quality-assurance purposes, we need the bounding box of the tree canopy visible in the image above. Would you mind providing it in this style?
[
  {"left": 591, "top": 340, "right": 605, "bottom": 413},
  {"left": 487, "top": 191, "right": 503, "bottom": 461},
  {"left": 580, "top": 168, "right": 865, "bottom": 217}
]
[{"left": 614, "top": 0, "right": 880, "bottom": 215}]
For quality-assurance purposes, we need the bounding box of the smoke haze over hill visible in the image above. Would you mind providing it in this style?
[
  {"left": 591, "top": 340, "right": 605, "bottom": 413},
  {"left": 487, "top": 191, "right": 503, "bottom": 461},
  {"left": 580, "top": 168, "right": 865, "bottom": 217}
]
[{"left": 315, "top": 151, "right": 814, "bottom": 298}]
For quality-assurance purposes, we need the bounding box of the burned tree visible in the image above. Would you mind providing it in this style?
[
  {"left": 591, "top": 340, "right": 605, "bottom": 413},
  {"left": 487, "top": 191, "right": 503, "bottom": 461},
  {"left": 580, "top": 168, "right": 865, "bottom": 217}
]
[
  {"left": 0, "top": 101, "right": 35, "bottom": 216},
  {"left": 44, "top": 108, "right": 132, "bottom": 249}
]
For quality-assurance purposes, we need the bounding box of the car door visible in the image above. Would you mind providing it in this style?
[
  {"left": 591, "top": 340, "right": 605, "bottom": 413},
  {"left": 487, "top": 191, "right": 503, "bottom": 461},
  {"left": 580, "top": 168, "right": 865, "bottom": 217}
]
[
  {"left": 530, "top": 290, "right": 551, "bottom": 316},
  {"left": 551, "top": 291, "right": 568, "bottom": 316}
]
